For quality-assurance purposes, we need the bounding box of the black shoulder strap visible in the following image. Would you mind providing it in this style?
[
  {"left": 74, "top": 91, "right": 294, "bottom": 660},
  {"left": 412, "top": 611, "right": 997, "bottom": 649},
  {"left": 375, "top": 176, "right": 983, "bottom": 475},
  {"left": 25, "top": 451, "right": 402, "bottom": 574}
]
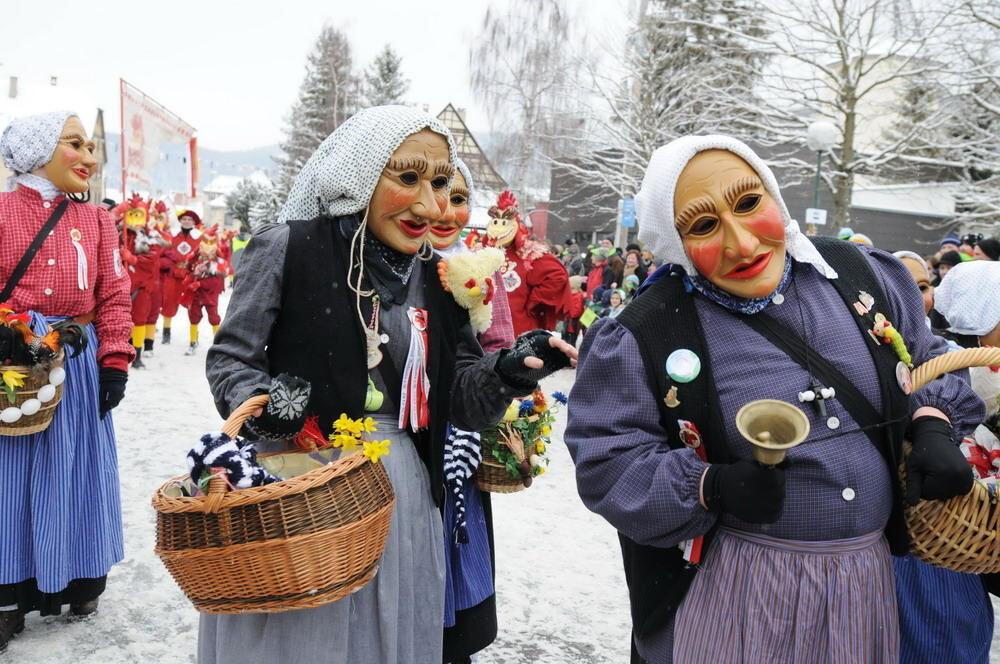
[
  {"left": 1, "top": 198, "right": 69, "bottom": 301},
  {"left": 614, "top": 272, "right": 729, "bottom": 640}
]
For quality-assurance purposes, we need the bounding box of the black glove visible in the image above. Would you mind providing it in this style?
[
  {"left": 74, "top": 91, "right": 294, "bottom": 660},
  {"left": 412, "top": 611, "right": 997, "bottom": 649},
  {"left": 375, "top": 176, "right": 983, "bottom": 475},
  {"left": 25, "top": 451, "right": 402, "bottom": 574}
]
[
  {"left": 496, "top": 329, "right": 572, "bottom": 389},
  {"left": 243, "top": 373, "right": 311, "bottom": 441},
  {"left": 905, "top": 415, "right": 974, "bottom": 506},
  {"left": 98, "top": 367, "right": 128, "bottom": 419},
  {"left": 703, "top": 460, "right": 786, "bottom": 524}
]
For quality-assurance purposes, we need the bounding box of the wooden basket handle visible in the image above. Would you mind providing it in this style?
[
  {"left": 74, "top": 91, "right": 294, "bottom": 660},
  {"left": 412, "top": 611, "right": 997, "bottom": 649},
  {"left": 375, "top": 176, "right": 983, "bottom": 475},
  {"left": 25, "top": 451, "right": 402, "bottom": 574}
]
[
  {"left": 911, "top": 347, "right": 1000, "bottom": 391},
  {"left": 196, "top": 394, "right": 271, "bottom": 514},
  {"left": 222, "top": 393, "right": 270, "bottom": 438}
]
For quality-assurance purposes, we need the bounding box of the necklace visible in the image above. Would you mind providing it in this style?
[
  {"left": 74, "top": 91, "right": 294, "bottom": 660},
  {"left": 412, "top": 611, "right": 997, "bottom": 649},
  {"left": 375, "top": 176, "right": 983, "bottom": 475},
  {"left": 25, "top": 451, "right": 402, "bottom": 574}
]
[{"left": 365, "top": 295, "right": 390, "bottom": 369}]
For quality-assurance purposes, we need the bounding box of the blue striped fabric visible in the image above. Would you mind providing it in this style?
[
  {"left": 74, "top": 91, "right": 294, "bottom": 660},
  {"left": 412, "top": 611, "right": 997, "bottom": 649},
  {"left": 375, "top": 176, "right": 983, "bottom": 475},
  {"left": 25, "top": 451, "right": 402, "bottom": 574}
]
[
  {"left": 0, "top": 313, "right": 123, "bottom": 593},
  {"left": 894, "top": 553, "right": 993, "bottom": 664},
  {"left": 443, "top": 480, "right": 493, "bottom": 627}
]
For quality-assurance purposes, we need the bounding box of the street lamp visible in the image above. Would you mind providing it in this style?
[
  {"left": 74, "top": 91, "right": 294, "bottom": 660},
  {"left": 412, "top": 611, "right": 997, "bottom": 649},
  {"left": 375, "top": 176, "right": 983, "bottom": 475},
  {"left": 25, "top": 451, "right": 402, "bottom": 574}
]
[{"left": 806, "top": 121, "right": 838, "bottom": 234}]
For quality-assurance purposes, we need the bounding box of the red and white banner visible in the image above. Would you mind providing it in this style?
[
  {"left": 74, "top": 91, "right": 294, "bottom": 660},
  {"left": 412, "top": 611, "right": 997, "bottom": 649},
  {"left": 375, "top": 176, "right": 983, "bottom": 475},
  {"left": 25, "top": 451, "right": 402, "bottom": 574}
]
[{"left": 120, "top": 79, "right": 197, "bottom": 198}]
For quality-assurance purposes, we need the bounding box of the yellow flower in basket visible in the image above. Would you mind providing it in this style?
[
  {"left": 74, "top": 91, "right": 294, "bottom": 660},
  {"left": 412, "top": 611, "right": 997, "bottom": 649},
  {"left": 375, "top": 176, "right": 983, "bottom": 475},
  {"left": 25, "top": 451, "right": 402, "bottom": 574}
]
[
  {"left": 2, "top": 370, "right": 26, "bottom": 390},
  {"left": 363, "top": 439, "right": 391, "bottom": 463},
  {"left": 502, "top": 401, "right": 520, "bottom": 422},
  {"left": 536, "top": 440, "right": 546, "bottom": 454},
  {"left": 540, "top": 424, "right": 552, "bottom": 436},
  {"left": 330, "top": 433, "right": 360, "bottom": 451}
]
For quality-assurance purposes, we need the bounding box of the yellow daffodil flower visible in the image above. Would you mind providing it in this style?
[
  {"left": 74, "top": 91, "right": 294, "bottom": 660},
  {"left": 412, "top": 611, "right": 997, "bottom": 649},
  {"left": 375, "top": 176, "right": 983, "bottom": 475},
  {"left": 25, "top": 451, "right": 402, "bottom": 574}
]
[
  {"left": 536, "top": 440, "right": 546, "bottom": 454},
  {"left": 535, "top": 466, "right": 547, "bottom": 476},
  {"left": 333, "top": 413, "right": 355, "bottom": 434},
  {"left": 502, "top": 401, "right": 519, "bottom": 422},
  {"left": 540, "top": 425, "right": 552, "bottom": 436},
  {"left": 328, "top": 433, "right": 359, "bottom": 450},
  {"left": 2, "top": 370, "right": 26, "bottom": 391},
  {"left": 362, "top": 417, "right": 378, "bottom": 432},
  {"left": 363, "top": 439, "right": 391, "bottom": 463}
]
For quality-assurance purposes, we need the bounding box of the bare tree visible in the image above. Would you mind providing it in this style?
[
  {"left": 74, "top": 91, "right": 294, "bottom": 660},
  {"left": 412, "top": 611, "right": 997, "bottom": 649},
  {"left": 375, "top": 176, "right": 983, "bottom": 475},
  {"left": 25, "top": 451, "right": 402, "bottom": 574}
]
[
  {"left": 679, "top": 0, "right": 970, "bottom": 227},
  {"left": 548, "top": 0, "right": 768, "bottom": 224},
  {"left": 469, "top": 0, "right": 581, "bottom": 201}
]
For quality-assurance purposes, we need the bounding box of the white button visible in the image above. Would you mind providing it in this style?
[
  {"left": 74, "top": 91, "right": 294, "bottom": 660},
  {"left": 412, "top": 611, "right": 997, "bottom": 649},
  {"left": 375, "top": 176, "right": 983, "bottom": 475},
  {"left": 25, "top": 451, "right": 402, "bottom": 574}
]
[
  {"left": 47, "top": 259, "right": 56, "bottom": 266},
  {"left": 43, "top": 201, "right": 51, "bottom": 209},
  {"left": 842, "top": 487, "right": 856, "bottom": 501},
  {"left": 44, "top": 288, "right": 53, "bottom": 295},
  {"left": 772, "top": 294, "right": 785, "bottom": 305},
  {"left": 827, "top": 416, "right": 840, "bottom": 430}
]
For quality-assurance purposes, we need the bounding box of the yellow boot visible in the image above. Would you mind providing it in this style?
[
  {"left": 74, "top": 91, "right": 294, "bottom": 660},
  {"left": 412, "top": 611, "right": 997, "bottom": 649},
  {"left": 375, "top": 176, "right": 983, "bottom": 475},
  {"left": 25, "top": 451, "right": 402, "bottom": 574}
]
[
  {"left": 131, "top": 326, "right": 146, "bottom": 368},
  {"left": 185, "top": 324, "right": 199, "bottom": 356},
  {"left": 212, "top": 324, "right": 220, "bottom": 336}
]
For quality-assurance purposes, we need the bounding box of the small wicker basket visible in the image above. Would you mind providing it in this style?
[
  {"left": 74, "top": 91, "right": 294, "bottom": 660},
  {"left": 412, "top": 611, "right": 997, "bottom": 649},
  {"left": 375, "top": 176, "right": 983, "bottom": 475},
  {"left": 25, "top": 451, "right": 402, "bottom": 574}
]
[
  {"left": 0, "top": 356, "right": 65, "bottom": 437},
  {"left": 905, "top": 347, "right": 1000, "bottom": 574},
  {"left": 476, "top": 427, "right": 532, "bottom": 494},
  {"left": 152, "top": 395, "right": 396, "bottom": 613}
]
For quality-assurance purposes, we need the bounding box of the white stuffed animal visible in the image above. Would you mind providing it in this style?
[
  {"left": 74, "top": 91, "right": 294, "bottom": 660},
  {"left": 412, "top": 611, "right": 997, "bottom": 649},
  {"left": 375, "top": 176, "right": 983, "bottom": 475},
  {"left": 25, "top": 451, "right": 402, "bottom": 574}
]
[{"left": 437, "top": 248, "right": 506, "bottom": 333}]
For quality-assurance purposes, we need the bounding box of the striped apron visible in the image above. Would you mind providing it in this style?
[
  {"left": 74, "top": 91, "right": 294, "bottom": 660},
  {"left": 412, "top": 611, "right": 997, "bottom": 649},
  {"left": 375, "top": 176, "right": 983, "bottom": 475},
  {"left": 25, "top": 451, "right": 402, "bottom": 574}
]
[{"left": 670, "top": 528, "right": 898, "bottom": 664}]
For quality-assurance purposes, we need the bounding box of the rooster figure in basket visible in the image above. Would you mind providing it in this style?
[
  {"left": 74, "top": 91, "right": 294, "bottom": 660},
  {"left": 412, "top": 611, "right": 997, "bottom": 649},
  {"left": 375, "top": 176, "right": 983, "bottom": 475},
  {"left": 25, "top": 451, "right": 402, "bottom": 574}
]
[{"left": 0, "top": 303, "right": 88, "bottom": 368}]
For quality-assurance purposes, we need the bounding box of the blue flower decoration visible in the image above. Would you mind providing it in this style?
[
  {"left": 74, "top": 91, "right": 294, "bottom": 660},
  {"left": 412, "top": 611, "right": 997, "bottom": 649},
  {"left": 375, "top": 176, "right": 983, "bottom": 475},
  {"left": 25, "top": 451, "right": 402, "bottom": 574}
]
[
  {"left": 552, "top": 391, "right": 569, "bottom": 405},
  {"left": 519, "top": 400, "right": 535, "bottom": 416}
]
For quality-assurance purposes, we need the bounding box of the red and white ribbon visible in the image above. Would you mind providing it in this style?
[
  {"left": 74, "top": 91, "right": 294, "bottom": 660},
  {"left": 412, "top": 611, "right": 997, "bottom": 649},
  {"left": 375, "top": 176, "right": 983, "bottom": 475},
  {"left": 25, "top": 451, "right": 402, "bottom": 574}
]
[
  {"left": 71, "top": 234, "right": 88, "bottom": 290},
  {"left": 399, "top": 307, "right": 430, "bottom": 431}
]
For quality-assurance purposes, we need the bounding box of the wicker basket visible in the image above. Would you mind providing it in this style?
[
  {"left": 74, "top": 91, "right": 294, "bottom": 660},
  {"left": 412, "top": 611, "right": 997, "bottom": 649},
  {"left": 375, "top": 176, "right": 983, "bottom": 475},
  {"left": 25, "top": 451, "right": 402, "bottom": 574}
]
[
  {"left": 0, "top": 356, "right": 65, "bottom": 436},
  {"left": 905, "top": 347, "right": 1000, "bottom": 574},
  {"left": 476, "top": 427, "right": 533, "bottom": 494},
  {"left": 152, "top": 395, "right": 396, "bottom": 613}
]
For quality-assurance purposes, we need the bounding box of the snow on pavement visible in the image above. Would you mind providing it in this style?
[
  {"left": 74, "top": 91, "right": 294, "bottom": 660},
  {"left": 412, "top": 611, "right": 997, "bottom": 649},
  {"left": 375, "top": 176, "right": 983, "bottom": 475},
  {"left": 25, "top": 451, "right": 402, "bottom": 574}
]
[{"left": 0, "top": 327, "right": 996, "bottom": 663}]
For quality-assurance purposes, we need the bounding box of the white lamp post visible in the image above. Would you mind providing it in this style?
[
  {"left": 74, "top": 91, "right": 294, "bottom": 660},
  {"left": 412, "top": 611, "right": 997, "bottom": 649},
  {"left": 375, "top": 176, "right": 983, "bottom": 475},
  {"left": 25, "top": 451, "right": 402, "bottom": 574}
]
[{"left": 806, "top": 121, "right": 838, "bottom": 234}]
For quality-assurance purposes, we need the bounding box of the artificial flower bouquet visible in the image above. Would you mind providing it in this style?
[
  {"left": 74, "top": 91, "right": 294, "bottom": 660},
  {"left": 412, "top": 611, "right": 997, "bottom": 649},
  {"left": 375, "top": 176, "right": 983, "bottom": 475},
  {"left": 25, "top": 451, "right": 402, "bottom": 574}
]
[{"left": 477, "top": 389, "right": 567, "bottom": 492}]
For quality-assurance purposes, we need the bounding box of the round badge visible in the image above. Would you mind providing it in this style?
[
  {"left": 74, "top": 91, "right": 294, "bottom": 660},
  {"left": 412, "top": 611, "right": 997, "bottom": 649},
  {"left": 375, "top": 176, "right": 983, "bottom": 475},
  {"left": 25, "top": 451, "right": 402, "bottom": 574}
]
[
  {"left": 895, "top": 361, "right": 913, "bottom": 395},
  {"left": 771, "top": 293, "right": 785, "bottom": 305},
  {"left": 666, "top": 349, "right": 701, "bottom": 384},
  {"left": 827, "top": 416, "right": 841, "bottom": 430},
  {"left": 70, "top": 228, "right": 83, "bottom": 242}
]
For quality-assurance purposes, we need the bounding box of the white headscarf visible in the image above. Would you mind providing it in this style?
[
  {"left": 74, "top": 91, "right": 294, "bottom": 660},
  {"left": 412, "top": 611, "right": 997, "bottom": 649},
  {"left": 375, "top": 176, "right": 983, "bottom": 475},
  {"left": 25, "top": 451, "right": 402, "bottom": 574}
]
[
  {"left": 1, "top": 111, "right": 77, "bottom": 199},
  {"left": 277, "top": 105, "right": 456, "bottom": 223},
  {"left": 934, "top": 260, "right": 1000, "bottom": 336},
  {"left": 436, "top": 158, "right": 475, "bottom": 259},
  {"left": 635, "top": 135, "right": 837, "bottom": 280}
]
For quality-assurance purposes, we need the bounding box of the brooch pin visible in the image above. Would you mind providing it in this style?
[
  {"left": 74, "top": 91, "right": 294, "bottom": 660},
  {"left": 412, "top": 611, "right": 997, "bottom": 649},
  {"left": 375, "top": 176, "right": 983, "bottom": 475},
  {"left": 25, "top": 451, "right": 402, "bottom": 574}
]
[
  {"left": 666, "top": 349, "right": 701, "bottom": 383},
  {"left": 663, "top": 385, "right": 680, "bottom": 408},
  {"left": 678, "top": 419, "right": 703, "bottom": 450}
]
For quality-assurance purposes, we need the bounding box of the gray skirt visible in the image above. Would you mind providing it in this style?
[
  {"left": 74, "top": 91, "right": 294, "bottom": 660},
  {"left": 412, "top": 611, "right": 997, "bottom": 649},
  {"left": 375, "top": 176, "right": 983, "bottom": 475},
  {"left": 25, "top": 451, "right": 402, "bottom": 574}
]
[
  {"left": 655, "top": 528, "right": 898, "bottom": 664},
  {"left": 198, "top": 416, "right": 445, "bottom": 664}
]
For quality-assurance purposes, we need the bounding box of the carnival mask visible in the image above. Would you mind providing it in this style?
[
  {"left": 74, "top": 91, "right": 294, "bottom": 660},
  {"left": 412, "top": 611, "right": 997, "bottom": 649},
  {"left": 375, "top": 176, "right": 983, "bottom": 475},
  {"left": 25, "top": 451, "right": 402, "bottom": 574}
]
[
  {"left": 429, "top": 169, "right": 471, "bottom": 250},
  {"left": 486, "top": 190, "right": 520, "bottom": 247},
  {"left": 674, "top": 150, "right": 786, "bottom": 299},
  {"left": 38, "top": 116, "right": 95, "bottom": 195},
  {"left": 367, "top": 128, "right": 453, "bottom": 254},
  {"left": 124, "top": 193, "right": 150, "bottom": 230}
]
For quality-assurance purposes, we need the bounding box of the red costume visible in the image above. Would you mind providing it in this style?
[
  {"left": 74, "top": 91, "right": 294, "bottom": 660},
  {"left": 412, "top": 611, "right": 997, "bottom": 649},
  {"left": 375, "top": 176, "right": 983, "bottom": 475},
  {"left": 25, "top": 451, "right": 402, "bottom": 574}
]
[
  {"left": 179, "top": 229, "right": 226, "bottom": 327},
  {"left": 160, "top": 214, "right": 203, "bottom": 320},
  {"left": 484, "top": 191, "right": 569, "bottom": 335}
]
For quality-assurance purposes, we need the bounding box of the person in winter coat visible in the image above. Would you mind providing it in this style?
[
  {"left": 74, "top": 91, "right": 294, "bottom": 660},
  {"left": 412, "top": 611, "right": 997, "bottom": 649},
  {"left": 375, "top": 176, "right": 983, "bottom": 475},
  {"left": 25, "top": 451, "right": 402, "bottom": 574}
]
[
  {"left": 201, "top": 105, "right": 576, "bottom": 664},
  {"left": 566, "top": 135, "right": 984, "bottom": 664},
  {"left": 0, "top": 111, "right": 133, "bottom": 652}
]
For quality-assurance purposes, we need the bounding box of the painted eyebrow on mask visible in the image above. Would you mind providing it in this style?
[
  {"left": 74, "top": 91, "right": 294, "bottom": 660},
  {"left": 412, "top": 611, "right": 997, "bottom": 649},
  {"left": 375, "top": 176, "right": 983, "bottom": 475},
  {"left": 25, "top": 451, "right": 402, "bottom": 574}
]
[
  {"left": 675, "top": 197, "right": 717, "bottom": 230},
  {"left": 386, "top": 157, "right": 428, "bottom": 173},
  {"left": 450, "top": 186, "right": 469, "bottom": 199},
  {"left": 434, "top": 162, "right": 456, "bottom": 178},
  {"left": 723, "top": 176, "right": 764, "bottom": 210}
]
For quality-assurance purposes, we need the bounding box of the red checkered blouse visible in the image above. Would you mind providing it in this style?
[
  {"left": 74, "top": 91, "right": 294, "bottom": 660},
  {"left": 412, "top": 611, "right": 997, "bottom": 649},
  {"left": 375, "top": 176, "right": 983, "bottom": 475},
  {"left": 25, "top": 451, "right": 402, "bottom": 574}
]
[{"left": 0, "top": 186, "right": 134, "bottom": 370}]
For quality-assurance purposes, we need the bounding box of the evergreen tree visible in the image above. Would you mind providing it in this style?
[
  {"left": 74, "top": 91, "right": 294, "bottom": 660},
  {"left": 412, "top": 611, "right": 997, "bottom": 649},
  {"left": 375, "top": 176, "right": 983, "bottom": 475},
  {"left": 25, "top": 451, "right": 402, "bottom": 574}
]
[
  {"left": 364, "top": 45, "right": 409, "bottom": 107},
  {"left": 275, "top": 25, "right": 360, "bottom": 199},
  {"left": 226, "top": 177, "right": 278, "bottom": 232}
]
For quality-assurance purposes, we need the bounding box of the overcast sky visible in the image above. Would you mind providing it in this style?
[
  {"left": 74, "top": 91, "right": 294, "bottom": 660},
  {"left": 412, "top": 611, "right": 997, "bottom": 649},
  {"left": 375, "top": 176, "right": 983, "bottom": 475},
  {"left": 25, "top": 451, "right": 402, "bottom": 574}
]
[{"left": 1, "top": 0, "right": 629, "bottom": 151}]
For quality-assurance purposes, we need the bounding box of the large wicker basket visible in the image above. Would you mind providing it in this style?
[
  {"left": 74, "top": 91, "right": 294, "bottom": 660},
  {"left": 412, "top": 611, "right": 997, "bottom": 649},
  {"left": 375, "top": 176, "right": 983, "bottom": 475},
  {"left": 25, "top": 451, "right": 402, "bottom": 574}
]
[
  {"left": 152, "top": 395, "right": 396, "bottom": 613},
  {"left": 906, "top": 347, "right": 1000, "bottom": 574},
  {"left": 0, "top": 355, "right": 65, "bottom": 436},
  {"left": 476, "top": 427, "right": 533, "bottom": 494}
]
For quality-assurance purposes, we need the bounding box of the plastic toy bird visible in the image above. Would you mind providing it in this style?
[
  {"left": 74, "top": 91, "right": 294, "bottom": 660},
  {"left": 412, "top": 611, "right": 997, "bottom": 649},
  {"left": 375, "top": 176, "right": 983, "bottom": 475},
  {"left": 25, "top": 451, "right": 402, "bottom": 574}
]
[{"left": 437, "top": 248, "right": 506, "bottom": 332}]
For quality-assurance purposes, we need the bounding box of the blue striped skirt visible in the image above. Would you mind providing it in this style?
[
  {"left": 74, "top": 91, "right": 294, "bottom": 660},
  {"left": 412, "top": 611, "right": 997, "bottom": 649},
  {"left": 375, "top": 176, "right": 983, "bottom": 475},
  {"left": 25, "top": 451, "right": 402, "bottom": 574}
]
[
  {"left": 0, "top": 313, "right": 123, "bottom": 594},
  {"left": 894, "top": 553, "right": 993, "bottom": 663},
  {"left": 659, "top": 528, "right": 898, "bottom": 664},
  {"left": 443, "top": 479, "right": 494, "bottom": 627}
]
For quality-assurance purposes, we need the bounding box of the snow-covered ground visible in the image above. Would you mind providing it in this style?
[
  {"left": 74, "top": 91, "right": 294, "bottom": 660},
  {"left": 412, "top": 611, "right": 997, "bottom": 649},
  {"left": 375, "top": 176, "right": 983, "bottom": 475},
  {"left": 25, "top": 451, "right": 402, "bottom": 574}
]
[{"left": 0, "top": 316, "right": 997, "bottom": 663}]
